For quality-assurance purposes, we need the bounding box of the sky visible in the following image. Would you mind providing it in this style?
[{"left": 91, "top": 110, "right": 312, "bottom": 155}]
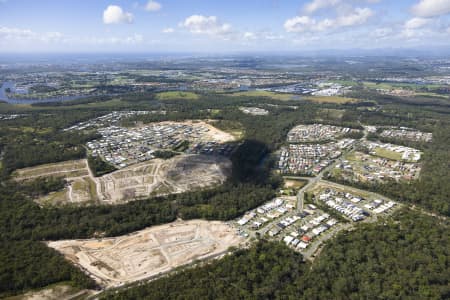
[{"left": 0, "top": 0, "right": 450, "bottom": 53}]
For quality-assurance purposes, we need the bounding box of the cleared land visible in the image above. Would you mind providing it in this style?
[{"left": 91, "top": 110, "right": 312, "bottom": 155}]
[
  {"left": 207, "top": 120, "right": 245, "bottom": 140},
  {"left": 181, "top": 120, "right": 236, "bottom": 143},
  {"left": 14, "top": 154, "right": 231, "bottom": 205},
  {"left": 4, "top": 284, "right": 93, "bottom": 300},
  {"left": 284, "top": 178, "right": 308, "bottom": 189},
  {"left": 48, "top": 220, "right": 243, "bottom": 288},
  {"left": 97, "top": 154, "right": 231, "bottom": 203},
  {"left": 13, "top": 159, "right": 89, "bottom": 180}
]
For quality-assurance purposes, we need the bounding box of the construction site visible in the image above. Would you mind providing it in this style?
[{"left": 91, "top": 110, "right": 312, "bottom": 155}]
[
  {"left": 96, "top": 154, "right": 231, "bottom": 203},
  {"left": 14, "top": 154, "right": 231, "bottom": 205},
  {"left": 48, "top": 220, "right": 244, "bottom": 288}
]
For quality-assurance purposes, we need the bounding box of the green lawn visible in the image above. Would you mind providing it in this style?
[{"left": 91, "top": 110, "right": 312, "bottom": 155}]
[{"left": 374, "top": 147, "right": 403, "bottom": 161}]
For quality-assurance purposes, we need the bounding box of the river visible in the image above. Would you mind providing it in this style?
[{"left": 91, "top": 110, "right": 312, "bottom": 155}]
[{"left": 0, "top": 81, "right": 84, "bottom": 104}]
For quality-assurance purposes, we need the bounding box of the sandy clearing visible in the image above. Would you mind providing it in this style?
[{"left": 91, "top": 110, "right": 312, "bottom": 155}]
[
  {"left": 154, "top": 120, "right": 236, "bottom": 143},
  {"left": 48, "top": 220, "right": 243, "bottom": 288}
]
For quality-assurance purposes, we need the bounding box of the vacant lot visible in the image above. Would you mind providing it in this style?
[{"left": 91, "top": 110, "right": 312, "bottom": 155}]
[
  {"left": 170, "top": 120, "right": 236, "bottom": 143},
  {"left": 207, "top": 120, "right": 245, "bottom": 140},
  {"left": 13, "top": 159, "right": 89, "bottom": 180},
  {"left": 284, "top": 178, "right": 308, "bottom": 189},
  {"left": 4, "top": 284, "right": 93, "bottom": 300},
  {"left": 97, "top": 154, "right": 231, "bottom": 203},
  {"left": 373, "top": 147, "right": 403, "bottom": 161},
  {"left": 48, "top": 220, "right": 243, "bottom": 288},
  {"left": 15, "top": 154, "right": 231, "bottom": 206}
]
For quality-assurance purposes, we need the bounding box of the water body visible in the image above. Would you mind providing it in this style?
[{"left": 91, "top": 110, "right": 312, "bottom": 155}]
[{"left": 0, "top": 81, "right": 84, "bottom": 104}]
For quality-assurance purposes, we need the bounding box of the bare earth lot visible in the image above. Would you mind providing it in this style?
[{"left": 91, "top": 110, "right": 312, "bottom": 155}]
[
  {"left": 14, "top": 154, "right": 231, "bottom": 205},
  {"left": 13, "top": 159, "right": 89, "bottom": 180},
  {"left": 173, "top": 120, "right": 236, "bottom": 143},
  {"left": 97, "top": 154, "right": 231, "bottom": 203},
  {"left": 48, "top": 220, "right": 243, "bottom": 288}
]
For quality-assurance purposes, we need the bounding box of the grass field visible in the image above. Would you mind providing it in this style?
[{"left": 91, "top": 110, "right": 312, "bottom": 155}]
[
  {"left": 373, "top": 148, "right": 403, "bottom": 161},
  {"left": 303, "top": 96, "right": 359, "bottom": 104},
  {"left": 155, "top": 91, "right": 199, "bottom": 101},
  {"left": 226, "top": 90, "right": 299, "bottom": 101}
]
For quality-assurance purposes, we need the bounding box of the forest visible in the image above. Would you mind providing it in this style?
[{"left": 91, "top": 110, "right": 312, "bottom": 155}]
[
  {"left": 87, "top": 155, "right": 117, "bottom": 177},
  {"left": 0, "top": 241, "right": 97, "bottom": 298}
]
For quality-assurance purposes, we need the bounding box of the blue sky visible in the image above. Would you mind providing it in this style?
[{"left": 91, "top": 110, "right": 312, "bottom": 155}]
[{"left": 0, "top": 0, "right": 449, "bottom": 52}]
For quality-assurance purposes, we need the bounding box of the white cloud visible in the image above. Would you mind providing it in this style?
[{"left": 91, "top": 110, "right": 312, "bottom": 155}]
[
  {"left": 303, "top": 0, "right": 380, "bottom": 13},
  {"left": 243, "top": 32, "right": 256, "bottom": 40},
  {"left": 404, "top": 17, "right": 430, "bottom": 29},
  {"left": 103, "top": 5, "right": 134, "bottom": 24},
  {"left": 0, "top": 26, "right": 35, "bottom": 40},
  {"left": 371, "top": 27, "right": 393, "bottom": 38},
  {"left": 162, "top": 27, "right": 175, "bottom": 33},
  {"left": 264, "top": 33, "right": 284, "bottom": 40},
  {"left": 284, "top": 16, "right": 315, "bottom": 33},
  {"left": 411, "top": 0, "right": 450, "bottom": 17},
  {"left": 145, "top": 0, "right": 161, "bottom": 12},
  {"left": 0, "top": 26, "right": 146, "bottom": 48},
  {"left": 337, "top": 7, "right": 373, "bottom": 26},
  {"left": 70, "top": 34, "right": 144, "bottom": 46},
  {"left": 304, "top": 0, "right": 341, "bottom": 14},
  {"left": 181, "top": 15, "right": 232, "bottom": 37},
  {"left": 285, "top": 7, "right": 373, "bottom": 32},
  {"left": 0, "top": 26, "right": 64, "bottom": 43}
]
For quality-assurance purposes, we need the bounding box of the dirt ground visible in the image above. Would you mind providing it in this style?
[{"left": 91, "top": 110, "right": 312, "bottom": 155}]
[
  {"left": 48, "top": 220, "right": 243, "bottom": 288},
  {"left": 4, "top": 284, "right": 93, "bottom": 300},
  {"left": 15, "top": 154, "right": 231, "bottom": 206},
  {"left": 96, "top": 154, "right": 231, "bottom": 203},
  {"left": 160, "top": 120, "right": 236, "bottom": 143},
  {"left": 13, "top": 160, "right": 89, "bottom": 181},
  {"left": 284, "top": 179, "right": 308, "bottom": 189}
]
